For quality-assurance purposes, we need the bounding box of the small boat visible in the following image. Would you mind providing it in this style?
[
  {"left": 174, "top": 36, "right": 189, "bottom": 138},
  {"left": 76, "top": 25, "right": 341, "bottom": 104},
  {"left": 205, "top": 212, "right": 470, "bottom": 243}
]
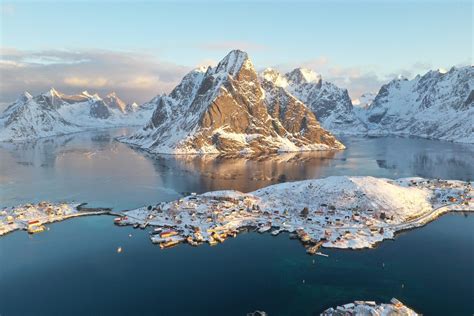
[
  {"left": 160, "top": 230, "right": 178, "bottom": 238},
  {"left": 212, "top": 232, "right": 225, "bottom": 243},
  {"left": 159, "top": 238, "right": 181, "bottom": 249},
  {"left": 258, "top": 225, "right": 271, "bottom": 233},
  {"left": 306, "top": 245, "right": 319, "bottom": 255},
  {"left": 28, "top": 224, "right": 45, "bottom": 234},
  {"left": 271, "top": 229, "right": 282, "bottom": 236},
  {"left": 316, "top": 252, "right": 329, "bottom": 257},
  {"left": 208, "top": 236, "right": 218, "bottom": 246}
]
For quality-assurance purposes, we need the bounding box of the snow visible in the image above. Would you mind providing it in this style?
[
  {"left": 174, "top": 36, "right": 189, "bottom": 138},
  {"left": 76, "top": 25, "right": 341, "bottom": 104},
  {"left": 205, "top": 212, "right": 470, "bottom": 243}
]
[
  {"left": 2, "top": 51, "right": 471, "bottom": 144},
  {"left": 0, "top": 202, "right": 110, "bottom": 236},
  {"left": 116, "top": 176, "right": 473, "bottom": 251},
  {"left": 121, "top": 50, "right": 344, "bottom": 154},
  {"left": 286, "top": 68, "right": 322, "bottom": 84},
  {"left": 322, "top": 298, "right": 419, "bottom": 315},
  {"left": 0, "top": 89, "right": 154, "bottom": 142},
  {"left": 364, "top": 66, "right": 474, "bottom": 143},
  {"left": 260, "top": 68, "right": 368, "bottom": 135}
]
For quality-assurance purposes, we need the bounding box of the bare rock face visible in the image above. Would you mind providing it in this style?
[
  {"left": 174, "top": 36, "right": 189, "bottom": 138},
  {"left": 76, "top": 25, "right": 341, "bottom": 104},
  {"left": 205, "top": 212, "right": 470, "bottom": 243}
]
[
  {"left": 261, "top": 68, "right": 367, "bottom": 135},
  {"left": 122, "top": 50, "right": 344, "bottom": 154}
]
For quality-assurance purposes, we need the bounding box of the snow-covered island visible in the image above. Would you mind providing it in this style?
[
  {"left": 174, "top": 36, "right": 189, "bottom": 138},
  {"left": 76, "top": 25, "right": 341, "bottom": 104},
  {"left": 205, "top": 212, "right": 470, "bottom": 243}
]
[
  {"left": 116, "top": 176, "right": 473, "bottom": 251},
  {"left": 0, "top": 202, "right": 111, "bottom": 236},
  {"left": 321, "top": 297, "right": 418, "bottom": 315},
  {"left": 2, "top": 176, "right": 472, "bottom": 252}
]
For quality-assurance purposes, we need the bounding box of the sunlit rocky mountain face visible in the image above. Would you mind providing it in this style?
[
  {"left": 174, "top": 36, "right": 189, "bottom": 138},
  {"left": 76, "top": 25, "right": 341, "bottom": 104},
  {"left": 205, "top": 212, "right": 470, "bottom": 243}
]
[
  {"left": 121, "top": 50, "right": 345, "bottom": 154},
  {"left": 1, "top": 50, "right": 472, "bottom": 146}
]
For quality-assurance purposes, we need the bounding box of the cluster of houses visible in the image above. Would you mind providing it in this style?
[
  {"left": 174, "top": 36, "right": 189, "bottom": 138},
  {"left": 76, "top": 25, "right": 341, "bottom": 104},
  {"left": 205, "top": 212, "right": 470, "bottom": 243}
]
[
  {"left": 321, "top": 298, "right": 418, "bottom": 315},
  {"left": 0, "top": 202, "right": 102, "bottom": 236},
  {"left": 115, "top": 177, "right": 473, "bottom": 252},
  {"left": 115, "top": 192, "right": 397, "bottom": 252}
]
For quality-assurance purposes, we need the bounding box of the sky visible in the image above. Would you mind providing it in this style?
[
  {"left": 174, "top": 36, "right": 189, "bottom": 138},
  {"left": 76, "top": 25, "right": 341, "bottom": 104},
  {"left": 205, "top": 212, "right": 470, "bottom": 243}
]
[{"left": 0, "top": 0, "right": 472, "bottom": 107}]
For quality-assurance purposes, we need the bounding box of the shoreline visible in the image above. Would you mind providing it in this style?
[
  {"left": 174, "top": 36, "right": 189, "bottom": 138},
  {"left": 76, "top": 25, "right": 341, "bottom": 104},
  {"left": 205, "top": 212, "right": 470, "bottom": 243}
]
[{"left": 1, "top": 177, "right": 472, "bottom": 255}]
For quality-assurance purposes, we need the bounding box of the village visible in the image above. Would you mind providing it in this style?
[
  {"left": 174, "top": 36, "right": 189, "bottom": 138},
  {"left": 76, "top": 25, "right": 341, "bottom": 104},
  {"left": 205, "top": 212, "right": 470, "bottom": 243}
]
[
  {"left": 0, "top": 202, "right": 111, "bottom": 236},
  {"left": 1, "top": 177, "right": 472, "bottom": 255},
  {"left": 321, "top": 297, "right": 419, "bottom": 315},
  {"left": 115, "top": 176, "right": 474, "bottom": 253}
]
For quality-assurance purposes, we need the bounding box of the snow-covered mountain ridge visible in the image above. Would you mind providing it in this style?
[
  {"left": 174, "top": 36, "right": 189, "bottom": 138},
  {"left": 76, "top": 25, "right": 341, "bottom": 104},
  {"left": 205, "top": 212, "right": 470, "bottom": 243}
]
[
  {"left": 261, "top": 68, "right": 367, "bottom": 134},
  {"left": 365, "top": 66, "right": 473, "bottom": 143},
  {"left": 120, "top": 50, "right": 345, "bottom": 154},
  {"left": 0, "top": 89, "right": 153, "bottom": 142},
  {"left": 261, "top": 65, "right": 473, "bottom": 143},
  {"left": 1, "top": 49, "right": 471, "bottom": 144}
]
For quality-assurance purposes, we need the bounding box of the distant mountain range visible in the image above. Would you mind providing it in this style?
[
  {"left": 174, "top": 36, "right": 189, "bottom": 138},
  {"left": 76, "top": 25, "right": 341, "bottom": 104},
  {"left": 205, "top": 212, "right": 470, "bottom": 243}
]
[
  {"left": 1, "top": 49, "right": 472, "bottom": 147},
  {"left": 365, "top": 66, "right": 473, "bottom": 143},
  {"left": 0, "top": 89, "right": 152, "bottom": 141}
]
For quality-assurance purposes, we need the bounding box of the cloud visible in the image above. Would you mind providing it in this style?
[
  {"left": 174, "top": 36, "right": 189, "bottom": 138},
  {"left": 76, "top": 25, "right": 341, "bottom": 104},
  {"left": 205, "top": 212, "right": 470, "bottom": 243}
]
[
  {"left": 0, "top": 48, "right": 190, "bottom": 107},
  {"left": 198, "top": 41, "right": 268, "bottom": 52}
]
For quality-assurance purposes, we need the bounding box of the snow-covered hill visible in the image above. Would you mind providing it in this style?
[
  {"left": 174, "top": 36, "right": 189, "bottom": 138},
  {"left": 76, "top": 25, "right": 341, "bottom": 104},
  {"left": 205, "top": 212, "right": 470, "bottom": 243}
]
[
  {"left": 120, "top": 50, "right": 344, "bottom": 154},
  {"left": 365, "top": 66, "right": 474, "bottom": 143},
  {"left": 0, "top": 89, "right": 153, "bottom": 142},
  {"left": 261, "top": 68, "right": 368, "bottom": 134}
]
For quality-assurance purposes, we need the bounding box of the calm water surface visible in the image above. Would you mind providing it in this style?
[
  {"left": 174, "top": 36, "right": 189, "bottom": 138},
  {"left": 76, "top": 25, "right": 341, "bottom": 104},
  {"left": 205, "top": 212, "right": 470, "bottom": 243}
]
[{"left": 0, "top": 129, "right": 473, "bottom": 315}]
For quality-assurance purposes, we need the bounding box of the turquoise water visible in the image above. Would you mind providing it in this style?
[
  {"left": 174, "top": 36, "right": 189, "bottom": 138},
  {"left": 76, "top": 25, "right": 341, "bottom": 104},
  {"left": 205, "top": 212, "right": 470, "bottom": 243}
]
[{"left": 0, "top": 130, "right": 473, "bottom": 315}]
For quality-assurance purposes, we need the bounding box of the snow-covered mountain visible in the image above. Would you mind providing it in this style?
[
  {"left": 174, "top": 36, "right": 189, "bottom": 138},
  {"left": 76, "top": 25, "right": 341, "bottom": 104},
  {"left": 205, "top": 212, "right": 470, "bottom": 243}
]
[
  {"left": 0, "top": 89, "right": 153, "bottom": 142},
  {"left": 103, "top": 92, "right": 127, "bottom": 113},
  {"left": 120, "top": 50, "right": 344, "bottom": 154},
  {"left": 365, "top": 66, "right": 474, "bottom": 143},
  {"left": 352, "top": 92, "right": 376, "bottom": 109},
  {"left": 261, "top": 68, "right": 367, "bottom": 134}
]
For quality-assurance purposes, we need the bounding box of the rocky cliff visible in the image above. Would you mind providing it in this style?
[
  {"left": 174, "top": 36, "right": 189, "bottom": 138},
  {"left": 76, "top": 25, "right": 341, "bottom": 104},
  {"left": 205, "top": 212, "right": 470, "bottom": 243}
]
[{"left": 121, "top": 50, "right": 344, "bottom": 154}]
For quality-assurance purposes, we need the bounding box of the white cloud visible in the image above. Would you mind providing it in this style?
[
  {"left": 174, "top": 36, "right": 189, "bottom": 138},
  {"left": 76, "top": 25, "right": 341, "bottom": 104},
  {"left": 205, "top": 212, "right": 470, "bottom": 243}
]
[{"left": 0, "top": 48, "right": 190, "bottom": 106}]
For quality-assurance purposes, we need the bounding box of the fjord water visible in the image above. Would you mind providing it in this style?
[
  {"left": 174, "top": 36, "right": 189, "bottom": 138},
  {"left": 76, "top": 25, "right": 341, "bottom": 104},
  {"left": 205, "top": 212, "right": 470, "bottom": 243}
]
[{"left": 0, "top": 129, "right": 473, "bottom": 315}]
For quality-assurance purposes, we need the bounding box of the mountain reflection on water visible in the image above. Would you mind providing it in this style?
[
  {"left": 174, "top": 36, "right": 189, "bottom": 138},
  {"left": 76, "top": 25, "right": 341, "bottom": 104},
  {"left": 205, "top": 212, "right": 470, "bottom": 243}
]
[
  {"left": 0, "top": 129, "right": 473, "bottom": 209},
  {"left": 0, "top": 129, "right": 473, "bottom": 316}
]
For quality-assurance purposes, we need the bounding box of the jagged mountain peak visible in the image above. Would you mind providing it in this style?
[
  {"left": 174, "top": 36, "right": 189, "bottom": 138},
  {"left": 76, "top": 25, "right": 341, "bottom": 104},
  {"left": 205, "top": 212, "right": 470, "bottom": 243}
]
[
  {"left": 104, "top": 91, "right": 127, "bottom": 112},
  {"left": 213, "top": 49, "right": 252, "bottom": 77},
  {"left": 18, "top": 91, "right": 33, "bottom": 102},
  {"left": 121, "top": 49, "right": 344, "bottom": 154},
  {"left": 0, "top": 89, "right": 155, "bottom": 141},
  {"left": 44, "top": 87, "right": 63, "bottom": 98},
  {"left": 286, "top": 68, "right": 322, "bottom": 84},
  {"left": 261, "top": 68, "right": 289, "bottom": 88},
  {"left": 80, "top": 90, "right": 101, "bottom": 100}
]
